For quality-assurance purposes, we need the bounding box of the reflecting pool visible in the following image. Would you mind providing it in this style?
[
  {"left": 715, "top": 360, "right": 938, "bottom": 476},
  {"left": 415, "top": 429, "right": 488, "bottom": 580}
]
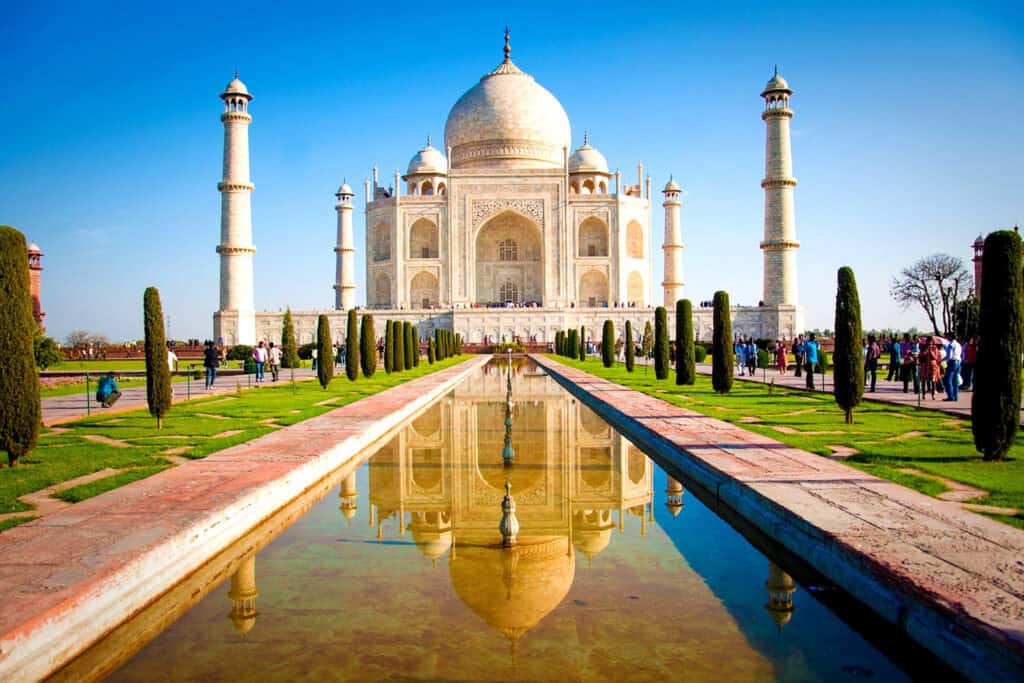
[{"left": 70, "top": 360, "right": 943, "bottom": 681}]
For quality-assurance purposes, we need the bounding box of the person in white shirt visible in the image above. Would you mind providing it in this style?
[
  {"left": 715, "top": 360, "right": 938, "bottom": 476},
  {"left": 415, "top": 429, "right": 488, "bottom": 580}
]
[
  {"left": 943, "top": 337, "right": 962, "bottom": 402},
  {"left": 268, "top": 342, "right": 282, "bottom": 382},
  {"left": 253, "top": 341, "right": 268, "bottom": 383}
]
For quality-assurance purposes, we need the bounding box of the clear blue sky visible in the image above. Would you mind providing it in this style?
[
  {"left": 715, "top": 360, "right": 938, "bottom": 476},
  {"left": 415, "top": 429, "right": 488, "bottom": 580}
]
[{"left": 2, "top": 1, "right": 1021, "bottom": 342}]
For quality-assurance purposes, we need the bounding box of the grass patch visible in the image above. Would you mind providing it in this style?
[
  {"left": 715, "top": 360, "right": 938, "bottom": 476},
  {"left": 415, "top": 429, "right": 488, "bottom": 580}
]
[
  {"left": 979, "top": 512, "right": 1024, "bottom": 530},
  {"left": 54, "top": 465, "right": 172, "bottom": 503},
  {"left": 0, "top": 515, "right": 38, "bottom": 532},
  {"left": 549, "top": 356, "right": 1024, "bottom": 521},
  {"left": 1, "top": 356, "right": 467, "bottom": 517}
]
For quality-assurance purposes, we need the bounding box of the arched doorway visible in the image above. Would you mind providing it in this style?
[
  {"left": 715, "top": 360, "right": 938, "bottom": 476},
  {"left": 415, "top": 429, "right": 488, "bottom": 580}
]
[
  {"left": 579, "top": 270, "right": 609, "bottom": 307},
  {"left": 409, "top": 219, "right": 439, "bottom": 259},
  {"left": 474, "top": 210, "right": 543, "bottom": 306},
  {"left": 374, "top": 273, "right": 392, "bottom": 308},
  {"left": 578, "top": 217, "right": 608, "bottom": 257},
  {"left": 627, "top": 271, "right": 644, "bottom": 306},
  {"left": 626, "top": 220, "right": 644, "bottom": 259},
  {"left": 410, "top": 271, "right": 439, "bottom": 309}
]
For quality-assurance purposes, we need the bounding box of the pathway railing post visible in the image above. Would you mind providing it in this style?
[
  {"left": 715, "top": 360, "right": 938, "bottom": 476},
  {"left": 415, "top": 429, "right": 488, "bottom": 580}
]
[{"left": 85, "top": 372, "right": 91, "bottom": 417}]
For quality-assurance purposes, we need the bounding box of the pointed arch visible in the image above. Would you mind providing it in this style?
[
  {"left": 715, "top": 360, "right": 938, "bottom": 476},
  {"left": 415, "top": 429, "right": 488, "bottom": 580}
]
[{"left": 626, "top": 220, "right": 644, "bottom": 259}]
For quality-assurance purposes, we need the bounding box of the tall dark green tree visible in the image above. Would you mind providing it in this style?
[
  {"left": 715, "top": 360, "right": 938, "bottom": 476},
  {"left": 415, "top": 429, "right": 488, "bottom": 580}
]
[
  {"left": 394, "top": 320, "right": 406, "bottom": 372},
  {"left": 360, "top": 314, "right": 377, "bottom": 378},
  {"left": 280, "top": 308, "right": 300, "bottom": 369},
  {"left": 455, "top": 334, "right": 462, "bottom": 355},
  {"left": 833, "top": 267, "right": 864, "bottom": 424},
  {"left": 316, "top": 314, "right": 333, "bottom": 388},
  {"left": 434, "top": 328, "right": 445, "bottom": 361},
  {"left": 624, "top": 321, "right": 635, "bottom": 372},
  {"left": 427, "top": 337, "right": 436, "bottom": 363},
  {"left": 642, "top": 321, "right": 654, "bottom": 359},
  {"left": 143, "top": 286, "right": 172, "bottom": 428},
  {"left": 973, "top": 230, "right": 1023, "bottom": 461},
  {"left": 602, "top": 320, "right": 615, "bottom": 367},
  {"left": 654, "top": 307, "right": 669, "bottom": 379},
  {"left": 579, "top": 326, "right": 587, "bottom": 361},
  {"left": 676, "top": 299, "right": 695, "bottom": 385},
  {"left": 404, "top": 322, "right": 416, "bottom": 368},
  {"left": 711, "top": 291, "right": 733, "bottom": 394},
  {"left": 567, "top": 329, "right": 578, "bottom": 360},
  {"left": 384, "top": 320, "right": 394, "bottom": 374},
  {"left": 345, "top": 309, "right": 360, "bottom": 381},
  {"left": 0, "top": 226, "right": 40, "bottom": 464}
]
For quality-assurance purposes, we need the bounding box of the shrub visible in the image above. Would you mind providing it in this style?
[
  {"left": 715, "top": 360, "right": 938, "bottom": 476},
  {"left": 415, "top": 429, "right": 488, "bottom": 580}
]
[
  {"left": 567, "top": 329, "right": 578, "bottom": 360},
  {"left": 973, "top": 230, "right": 1023, "bottom": 460},
  {"left": 816, "top": 350, "right": 830, "bottom": 373},
  {"left": 756, "top": 348, "right": 771, "bottom": 369},
  {"left": 143, "top": 286, "right": 172, "bottom": 428},
  {"left": 833, "top": 266, "right": 864, "bottom": 424},
  {"left": 642, "top": 321, "right": 654, "bottom": 358},
  {"left": 435, "top": 328, "right": 445, "bottom": 361},
  {"left": 676, "top": 299, "right": 695, "bottom": 385},
  {"left": 555, "top": 330, "right": 563, "bottom": 356},
  {"left": 654, "top": 307, "right": 669, "bottom": 380},
  {"left": 456, "top": 333, "right": 462, "bottom": 355},
  {"left": 694, "top": 345, "right": 708, "bottom": 363},
  {"left": 298, "top": 342, "right": 316, "bottom": 360},
  {"left": 384, "top": 321, "right": 394, "bottom": 373},
  {"left": 394, "top": 320, "right": 406, "bottom": 372},
  {"left": 0, "top": 226, "right": 40, "bottom": 465},
  {"left": 345, "top": 309, "right": 359, "bottom": 381},
  {"left": 427, "top": 337, "right": 435, "bottom": 363},
  {"left": 624, "top": 321, "right": 635, "bottom": 372},
  {"left": 226, "top": 344, "right": 253, "bottom": 361},
  {"left": 316, "top": 315, "right": 333, "bottom": 388},
  {"left": 360, "top": 314, "right": 376, "bottom": 377},
  {"left": 280, "top": 308, "right": 300, "bottom": 368},
  {"left": 579, "top": 326, "right": 587, "bottom": 361},
  {"left": 601, "top": 320, "right": 614, "bottom": 367},
  {"left": 711, "top": 291, "right": 733, "bottom": 393},
  {"left": 34, "top": 334, "right": 61, "bottom": 370},
  {"left": 404, "top": 322, "right": 416, "bottom": 369}
]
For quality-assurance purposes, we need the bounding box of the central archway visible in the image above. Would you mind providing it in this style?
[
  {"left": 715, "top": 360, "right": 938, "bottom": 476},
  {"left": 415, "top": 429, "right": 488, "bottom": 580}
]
[{"left": 474, "top": 210, "right": 543, "bottom": 305}]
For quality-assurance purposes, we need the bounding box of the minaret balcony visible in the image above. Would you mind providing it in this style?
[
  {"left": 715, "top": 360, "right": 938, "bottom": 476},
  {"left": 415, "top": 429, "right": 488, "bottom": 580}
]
[
  {"left": 217, "top": 181, "right": 255, "bottom": 192},
  {"left": 761, "top": 108, "right": 793, "bottom": 121},
  {"left": 760, "top": 178, "right": 797, "bottom": 189},
  {"left": 759, "top": 239, "right": 800, "bottom": 251},
  {"left": 220, "top": 111, "right": 252, "bottom": 124}
]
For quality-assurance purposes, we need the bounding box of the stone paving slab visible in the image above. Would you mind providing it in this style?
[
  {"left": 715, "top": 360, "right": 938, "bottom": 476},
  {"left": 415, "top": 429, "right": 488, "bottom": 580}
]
[
  {"left": 0, "top": 357, "right": 487, "bottom": 683},
  {"left": 531, "top": 355, "right": 1024, "bottom": 683}
]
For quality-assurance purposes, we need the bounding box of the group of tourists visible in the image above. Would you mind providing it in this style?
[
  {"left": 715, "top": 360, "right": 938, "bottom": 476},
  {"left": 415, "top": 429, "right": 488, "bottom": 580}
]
[
  {"left": 872, "top": 333, "right": 974, "bottom": 401},
  {"left": 734, "top": 335, "right": 822, "bottom": 390}
]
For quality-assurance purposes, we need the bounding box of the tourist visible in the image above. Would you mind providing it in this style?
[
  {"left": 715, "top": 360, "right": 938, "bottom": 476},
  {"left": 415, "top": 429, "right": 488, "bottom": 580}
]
[
  {"left": 943, "top": 335, "right": 962, "bottom": 402},
  {"left": 311, "top": 347, "right": 318, "bottom": 371},
  {"left": 252, "top": 341, "right": 267, "bottom": 383},
  {"left": 900, "top": 333, "right": 919, "bottom": 394},
  {"left": 268, "top": 341, "right": 281, "bottom": 382},
  {"left": 96, "top": 372, "right": 121, "bottom": 408},
  {"left": 918, "top": 339, "right": 942, "bottom": 400},
  {"left": 864, "top": 334, "right": 881, "bottom": 392},
  {"left": 734, "top": 338, "right": 747, "bottom": 376},
  {"left": 961, "top": 335, "right": 978, "bottom": 390},
  {"left": 886, "top": 335, "right": 901, "bottom": 382},
  {"left": 775, "top": 340, "right": 787, "bottom": 375},
  {"left": 746, "top": 338, "right": 758, "bottom": 376},
  {"left": 803, "top": 334, "right": 819, "bottom": 390},
  {"left": 793, "top": 335, "right": 805, "bottom": 377},
  {"left": 203, "top": 340, "right": 219, "bottom": 389}
]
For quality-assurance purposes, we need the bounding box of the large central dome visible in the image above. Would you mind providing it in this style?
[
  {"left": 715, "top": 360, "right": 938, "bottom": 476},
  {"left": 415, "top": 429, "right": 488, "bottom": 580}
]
[{"left": 444, "top": 38, "right": 571, "bottom": 170}]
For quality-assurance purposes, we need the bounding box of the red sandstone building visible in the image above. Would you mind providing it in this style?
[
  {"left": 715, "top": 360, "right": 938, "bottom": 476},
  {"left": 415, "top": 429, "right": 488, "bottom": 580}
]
[{"left": 27, "top": 242, "right": 44, "bottom": 332}]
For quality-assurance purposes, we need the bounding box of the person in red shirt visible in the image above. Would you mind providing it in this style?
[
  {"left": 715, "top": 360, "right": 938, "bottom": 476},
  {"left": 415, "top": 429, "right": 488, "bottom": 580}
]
[
  {"left": 962, "top": 335, "right": 978, "bottom": 390},
  {"left": 864, "top": 334, "right": 881, "bottom": 392}
]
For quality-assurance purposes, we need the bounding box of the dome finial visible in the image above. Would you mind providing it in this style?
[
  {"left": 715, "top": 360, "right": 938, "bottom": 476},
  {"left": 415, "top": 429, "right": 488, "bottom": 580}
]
[
  {"left": 504, "top": 26, "right": 511, "bottom": 62},
  {"left": 234, "top": 68, "right": 239, "bottom": 79},
  {"left": 583, "top": 131, "right": 588, "bottom": 146},
  {"left": 426, "top": 134, "right": 432, "bottom": 148},
  {"left": 773, "top": 64, "right": 778, "bottom": 76}
]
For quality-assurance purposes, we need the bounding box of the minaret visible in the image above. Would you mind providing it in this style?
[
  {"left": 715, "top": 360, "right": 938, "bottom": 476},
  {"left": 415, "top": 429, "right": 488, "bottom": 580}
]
[
  {"left": 760, "top": 68, "right": 799, "bottom": 306},
  {"left": 214, "top": 72, "right": 256, "bottom": 346},
  {"left": 661, "top": 177, "right": 684, "bottom": 306},
  {"left": 27, "top": 242, "right": 45, "bottom": 332},
  {"left": 972, "top": 234, "right": 985, "bottom": 299},
  {"left": 334, "top": 182, "right": 356, "bottom": 309}
]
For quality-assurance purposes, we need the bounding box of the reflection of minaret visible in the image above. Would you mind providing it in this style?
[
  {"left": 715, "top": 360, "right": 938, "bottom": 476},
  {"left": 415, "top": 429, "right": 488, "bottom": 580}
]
[
  {"left": 339, "top": 471, "right": 358, "bottom": 524},
  {"left": 764, "top": 562, "right": 796, "bottom": 631},
  {"left": 503, "top": 361, "right": 515, "bottom": 465},
  {"left": 665, "top": 476, "right": 684, "bottom": 517},
  {"left": 228, "top": 555, "right": 258, "bottom": 636}
]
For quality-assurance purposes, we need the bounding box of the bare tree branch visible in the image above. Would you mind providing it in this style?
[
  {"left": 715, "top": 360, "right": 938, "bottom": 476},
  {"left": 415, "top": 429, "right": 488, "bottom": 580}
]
[{"left": 890, "top": 254, "right": 972, "bottom": 335}]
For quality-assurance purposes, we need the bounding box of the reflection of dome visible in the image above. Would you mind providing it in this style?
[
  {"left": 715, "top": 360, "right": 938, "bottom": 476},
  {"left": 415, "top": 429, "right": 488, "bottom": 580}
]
[
  {"left": 406, "top": 141, "right": 448, "bottom": 176},
  {"left": 572, "top": 509, "right": 615, "bottom": 560},
  {"left": 450, "top": 537, "right": 574, "bottom": 644},
  {"left": 444, "top": 38, "right": 571, "bottom": 170},
  {"left": 568, "top": 138, "right": 609, "bottom": 174},
  {"left": 411, "top": 528, "right": 453, "bottom": 563}
]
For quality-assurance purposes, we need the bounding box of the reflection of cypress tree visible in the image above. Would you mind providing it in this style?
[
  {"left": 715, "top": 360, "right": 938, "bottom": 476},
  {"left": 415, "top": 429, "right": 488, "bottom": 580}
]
[
  {"left": 316, "top": 314, "right": 333, "bottom": 388},
  {"left": 345, "top": 309, "right": 359, "bottom": 381},
  {"left": 654, "top": 307, "right": 669, "bottom": 380},
  {"left": 280, "top": 308, "right": 300, "bottom": 369},
  {"left": 143, "top": 287, "right": 172, "bottom": 428},
  {"left": 602, "top": 320, "right": 615, "bottom": 367},
  {"left": 624, "top": 321, "right": 635, "bottom": 372},
  {"left": 394, "top": 321, "right": 406, "bottom": 372},
  {"left": 712, "top": 291, "right": 733, "bottom": 393},
  {"left": 360, "top": 314, "right": 376, "bottom": 378},
  {"left": 833, "top": 267, "right": 864, "bottom": 424},
  {"left": 973, "top": 230, "right": 1023, "bottom": 461},
  {"left": 0, "top": 226, "right": 40, "bottom": 465},
  {"left": 676, "top": 299, "right": 695, "bottom": 385}
]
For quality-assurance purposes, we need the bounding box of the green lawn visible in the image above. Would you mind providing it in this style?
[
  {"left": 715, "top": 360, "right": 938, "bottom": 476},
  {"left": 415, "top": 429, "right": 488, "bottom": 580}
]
[
  {"left": 1, "top": 356, "right": 465, "bottom": 516},
  {"left": 549, "top": 356, "right": 1024, "bottom": 524}
]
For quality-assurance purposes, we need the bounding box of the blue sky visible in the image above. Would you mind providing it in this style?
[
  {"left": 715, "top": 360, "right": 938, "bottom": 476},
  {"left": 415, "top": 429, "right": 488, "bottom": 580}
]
[{"left": 2, "top": 1, "right": 1021, "bottom": 342}]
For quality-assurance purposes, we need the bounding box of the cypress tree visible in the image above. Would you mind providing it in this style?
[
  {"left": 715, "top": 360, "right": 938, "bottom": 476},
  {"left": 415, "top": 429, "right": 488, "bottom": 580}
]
[
  {"left": 579, "top": 326, "right": 587, "bottom": 361},
  {"left": 676, "top": 299, "right": 696, "bottom": 385},
  {"left": 642, "top": 321, "right": 654, "bottom": 360},
  {"left": 711, "top": 291, "right": 733, "bottom": 393},
  {"left": 316, "top": 314, "right": 333, "bottom": 388},
  {"left": 280, "top": 308, "right": 300, "bottom": 369},
  {"left": 654, "top": 307, "right": 669, "bottom": 380},
  {"left": 345, "top": 309, "right": 359, "bottom": 381},
  {"left": 384, "top": 320, "right": 394, "bottom": 373},
  {"left": 394, "top": 320, "right": 406, "bottom": 372},
  {"left": 435, "top": 328, "right": 445, "bottom": 361},
  {"left": 567, "top": 329, "right": 577, "bottom": 360},
  {"left": 142, "top": 286, "right": 172, "bottom": 429},
  {"left": 602, "top": 320, "right": 615, "bottom": 367},
  {"left": 558, "top": 331, "right": 565, "bottom": 356},
  {"left": 456, "top": 334, "right": 462, "bottom": 355},
  {"left": 624, "top": 321, "right": 635, "bottom": 372},
  {"left": 404, "top": 322, "right": 416, "bottom": 368},
  {"left": 0, "top": 226, "right": 40, "bottom": 465},
  {"left": 833, "top": 267, "right": 864, "bottom": 424},
  {"left": 360, "top": 314, "right": 377, "bottom": 378},
  {"left": 973, "top": 230, "right": 1023, "bottom": 461},
  {"left": 427, "top": 337, "right": 435, "bottom": 363}
]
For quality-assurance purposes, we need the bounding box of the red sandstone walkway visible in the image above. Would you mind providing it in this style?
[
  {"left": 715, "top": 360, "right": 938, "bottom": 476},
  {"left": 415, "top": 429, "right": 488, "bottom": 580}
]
[
  {"left": 0, "top": 357, "right": 487, "bottom": 682},
  {"left": 532, "top": 355, "right": 1024, "bottom": 683}
]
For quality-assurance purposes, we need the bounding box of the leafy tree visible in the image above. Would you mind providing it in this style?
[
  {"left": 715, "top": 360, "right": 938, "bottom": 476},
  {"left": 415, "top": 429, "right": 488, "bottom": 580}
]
[
  {"left": 601, "top": 320, "right": 615, "bottom": 367},
  {"left": 64, "top": 329, "right": 108, "bottom": 348},
  {"left": 226, "top": 344, "right": 253, "bottom": 361},
  {"left": 0, "top": 226, "right": 40, "bottom": 465},
  {"left": 642, "top": 321, "right": 654, "bottom": 359},
  {"left": 427, "top": 337, "right": 435, "bottom": 363},
  {"left": 404, "top": 322, "right": 416, "bottom": 369},
  {"left": 345, "top": 309, "right": 359, "bottom": 381},
  {"left": 890, "top": 253, "right": 972, "bottom": 335},
  {"left": 654, "top": 307, "right": 669, "bottom": 379},
  {"left": 280, "top": 308, "right": 300, "bottom": 368},
  {"left": 360, "top": 314, "right": 376, "bottom": 377},
  {"left": 676, "top": 299, "right": 695, "bottom": 385},
  {"left": 624, "top": 321, "right": 635, "bottom": 372},
  {"left": 711, "top": 291, "right": 733, "bottom": 393},
  {"left": 973, "top": 230, "right": 1023, "bottom": 461},
  {"left": 833, "top": 267, "right": 864, "bottom": 424},
  {"left": 34, "top": 334, "right": 61, "bottom": 370},
  {"left": 316, "top": 314, "right": 333, "bottom": 388},
  {"left": 953, "top": 296, "right": 980, "bottom": 340},
  {"left": 579, "top": 326, "right": 586, "bottom": 361},
  {"left": 143, "top": 286, "right": 172, "bottom": 428}
]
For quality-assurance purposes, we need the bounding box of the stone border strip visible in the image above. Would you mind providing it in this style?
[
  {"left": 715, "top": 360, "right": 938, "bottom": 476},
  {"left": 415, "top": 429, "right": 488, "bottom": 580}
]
[
  {"left": 531, "top": 355, "right": 1024, "bottom": 683},
  {"left": 0, "top": 356, "right": 488, "bottom": 683}
]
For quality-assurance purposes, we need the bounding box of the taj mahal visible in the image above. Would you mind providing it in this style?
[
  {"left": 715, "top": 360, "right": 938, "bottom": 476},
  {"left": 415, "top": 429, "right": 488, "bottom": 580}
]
[{"left": 213, "top": 31, "right": 803, "bottom": 347}]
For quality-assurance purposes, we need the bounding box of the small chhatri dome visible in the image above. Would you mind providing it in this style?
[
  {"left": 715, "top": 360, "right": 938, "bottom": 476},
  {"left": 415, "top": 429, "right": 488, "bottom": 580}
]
[
  {"left": 222, "top": 70, "right": 253, "bottom": 100},
  {"left": 406, "top": 137, "right": 449, "bottom": 176},
  {"left": 663, "top": 176, "right": 681, "bottom": 193},
  {"left": 761, "top": 66, "right": 791, "bottom": 96},
  {"left": 27, "top": 242, "right": 41, "bottom": 253},
  {"left": 337, "top": 181, "right": 354, "bottom": 195},
  {"left": 568, "top": 135, "right": 609, "bottom": 174}
]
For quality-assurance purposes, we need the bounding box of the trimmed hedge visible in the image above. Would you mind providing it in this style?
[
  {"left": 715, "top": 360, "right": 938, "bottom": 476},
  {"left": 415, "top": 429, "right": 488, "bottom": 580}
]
[
  {"left": 602, "top": 320, "right": 614, "bottom": 367},
  {"left": 624, "top": 321, "right": 635, "bottom": 372},
  {"left": 360, "top": 314, "right": 377, "bottom": 377},
  {"left": 676, "top": 299, "right": 695, "bottom": 385},
  {"left": 711, "top": 291, "right": 733, "bottom": 393},
  {"left": 345, "top": 309, "right": 359, "bottom": 381},
  {"left": 0, "top": 226, "right": 40, "bottom": 464},
  {"left": 654, "top": 307, "right": 669, "bottom": 380},
  {"left": 280, "top": 308, "right": 300, "bottom": 368},
  {"left": 833, "top": 266, "right": 864, "bottom": 423},
  {"left": 143, "top": 287, "right": 172, "bottom": 428},
  {"left": 316, "top": 314, "right": 333, "bottom": 388}
]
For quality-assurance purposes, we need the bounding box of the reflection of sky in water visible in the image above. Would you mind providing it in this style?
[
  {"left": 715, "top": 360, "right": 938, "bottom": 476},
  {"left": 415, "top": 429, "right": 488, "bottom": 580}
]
[{"left": 107, "top": 361, "right": 911, "bottom": 682}]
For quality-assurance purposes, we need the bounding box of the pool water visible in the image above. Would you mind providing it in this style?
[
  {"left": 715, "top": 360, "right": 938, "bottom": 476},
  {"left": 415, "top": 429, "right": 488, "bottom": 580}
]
[{"left": 84, "top": 360, "right": 933, "bottom": 681}]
